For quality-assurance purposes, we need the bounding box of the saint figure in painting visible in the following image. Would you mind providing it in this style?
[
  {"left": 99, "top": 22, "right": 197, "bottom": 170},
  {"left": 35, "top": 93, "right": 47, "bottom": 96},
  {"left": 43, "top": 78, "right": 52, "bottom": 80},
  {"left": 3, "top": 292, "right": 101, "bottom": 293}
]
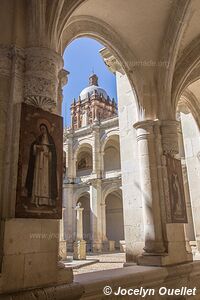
[
  {"left": 171, "top": 172, "right": 182, "bottom": 216},
  {"left": 25, "top": 123, "right": 57, "bottom": 207}
]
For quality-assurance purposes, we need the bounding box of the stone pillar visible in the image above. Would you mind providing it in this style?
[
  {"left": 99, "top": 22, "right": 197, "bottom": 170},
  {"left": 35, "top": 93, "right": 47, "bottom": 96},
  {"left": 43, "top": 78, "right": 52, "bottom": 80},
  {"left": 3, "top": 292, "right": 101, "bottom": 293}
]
[
  {"left": 73, "top": 203, "right": 86, "bottom": 260},
  {"left": 134, "top": 120, "right": 166, "bottom": 257},
  {"left": 160, "top": 120, "right": 192, "bottom": 265},
  {"left": 67, "top": 130, "right": 75, "bottom": 181},
  {"left": 0, "top": 46, "right": 73, "bottom": 293},
  {"left": 101, "top": 150, "right": 105, "bottom": 178},
  {"left": 63, "top": 184, "right": 75, "bottom": 251},
  {"left": 101, "top": 202, "right": 110, "bottom": 252},
  {"left": 101, "top": 202, "right": 107, "bottom": 242},
  {"left": 92, "top": 124, "right": 101, "bottom": 177},
  {"left": 90, "top": 179, "right": 103, "bottom": 252},
  {"left": 177, "top": 120, "right": 195, "bottom": 251},
  {"left": 134, "top": 119, "right": 192, "bottom": 266},
  {"left": 59, "top": 208, "right": 67, "bottom": 260}
]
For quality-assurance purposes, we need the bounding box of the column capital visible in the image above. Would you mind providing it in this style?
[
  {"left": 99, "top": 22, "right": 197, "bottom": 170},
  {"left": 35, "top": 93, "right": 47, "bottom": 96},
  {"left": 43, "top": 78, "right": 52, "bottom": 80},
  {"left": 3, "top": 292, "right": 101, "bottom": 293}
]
[
  {"left": 133, "top": 119, "right": 160, "bottom": 142},
  {"left": 133, "top": 119, "right": 157, "bottom": 129},
  {"left": 160, "top": 120, "right": 179, "bottom": 155},
  {"left": 24, "top": 47, "right": 63, "bottom": 112}
]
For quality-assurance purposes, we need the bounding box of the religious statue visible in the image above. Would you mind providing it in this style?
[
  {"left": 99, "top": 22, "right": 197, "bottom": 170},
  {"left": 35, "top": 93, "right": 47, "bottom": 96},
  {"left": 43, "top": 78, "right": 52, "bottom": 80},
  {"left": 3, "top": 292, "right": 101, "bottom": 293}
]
[{"left": 25, "top": 123, "right": 58, "bottom": 207}]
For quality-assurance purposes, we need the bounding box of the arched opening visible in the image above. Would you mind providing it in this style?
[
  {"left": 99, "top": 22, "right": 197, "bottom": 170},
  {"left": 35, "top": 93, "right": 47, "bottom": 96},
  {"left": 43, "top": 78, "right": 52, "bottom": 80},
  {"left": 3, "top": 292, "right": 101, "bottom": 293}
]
[
  {"left": 103, "top": 135, "right": 121, "bottom": 172},
  {"left": 177, "top": 97, "right": 200, "bottom": 255},
  {"left": 76, "top": 193, "right": 91, "bottom": 251},
  {"left": 76, "top": 144, "right": 93, "bottom": 177},
  {"left": 62, "top": 34, "right": 141, "bottom": 271},
  {"left": 105, "top": 189, "right": 124, "bottom": 249}
]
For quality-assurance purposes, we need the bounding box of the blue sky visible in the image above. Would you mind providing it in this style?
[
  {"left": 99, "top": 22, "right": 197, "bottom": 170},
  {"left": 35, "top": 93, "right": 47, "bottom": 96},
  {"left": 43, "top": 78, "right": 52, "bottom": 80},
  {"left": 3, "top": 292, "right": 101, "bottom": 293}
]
[{"left": 62, "top": 37, "right": 117, "bottom": 126}]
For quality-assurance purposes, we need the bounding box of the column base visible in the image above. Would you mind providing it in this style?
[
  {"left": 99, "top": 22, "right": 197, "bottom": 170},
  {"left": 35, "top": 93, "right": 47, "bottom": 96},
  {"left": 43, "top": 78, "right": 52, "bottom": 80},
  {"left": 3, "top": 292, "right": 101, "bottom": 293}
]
[
  {"left": 73, "top": 240, "right": 86, "bottom": 260},
  {"left": 0, "top": 219, "right": 73, "bottom": 294},
  {"left": 91, "top": 240, "right": 103, "bottom": 252},
  {"left": 102, "top": 240, "right": 116, "bottom": 252},
  {"left": 137, "top": 251, "right": 193, "bottom": 266}
]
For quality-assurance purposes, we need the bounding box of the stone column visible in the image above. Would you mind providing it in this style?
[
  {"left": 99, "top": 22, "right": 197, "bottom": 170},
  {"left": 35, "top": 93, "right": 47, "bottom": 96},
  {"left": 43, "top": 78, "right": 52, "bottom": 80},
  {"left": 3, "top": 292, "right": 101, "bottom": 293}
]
[
  {"left": 134, "top": 120, "right": 166, "bottom": 258},
  {"left": 90, "top": 179, "right": 103, "bottom": 252},
  {"left": 101, "top": 202, "right": 109, "bottom": 251},
  {"left": 59, "top": 208, "right": 67, "bottom": 260},
  {"left": 101, "top": 202, "right": 107, "bottom": 241},
  {"left": 66, "top": 130, "right": 75, "bottom": 181},
  {"left": 0, "top": 46, "right": 74, "bottom": 294},
  {"left": 101, "top": 150, "right": 105, "bottom": 178},
  {"left": 73, "top": 203, "right": 86, "bottom": 260},
  {"left": 134, "top": 119, "right": 192, "bottom": 266},
  {"left": 92, "top": 124, "right": 101, "bottom": 177},
  {"left": 62, "top": 184, "right": 74, "bottom": 251},
  {"left": 160, "top": 120, "right": 192, "bottom": 265}
]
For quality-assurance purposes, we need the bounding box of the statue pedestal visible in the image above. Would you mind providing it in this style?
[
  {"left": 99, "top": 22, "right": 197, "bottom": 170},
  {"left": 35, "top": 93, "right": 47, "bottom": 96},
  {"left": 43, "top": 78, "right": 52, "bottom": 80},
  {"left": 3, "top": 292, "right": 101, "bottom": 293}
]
[{"left": 73, "top": 240, "right": 86, "bottom": 260}]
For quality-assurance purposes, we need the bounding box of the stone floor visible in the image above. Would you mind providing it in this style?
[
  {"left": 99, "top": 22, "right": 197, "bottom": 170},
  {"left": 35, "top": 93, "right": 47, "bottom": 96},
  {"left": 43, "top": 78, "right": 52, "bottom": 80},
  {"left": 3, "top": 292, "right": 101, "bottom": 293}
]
[
  {"left": 69, "top": 252, "right": 126, "bottom": 275},
  {"left": 64, "top": 251, "right": 200, "bottom": 276}
]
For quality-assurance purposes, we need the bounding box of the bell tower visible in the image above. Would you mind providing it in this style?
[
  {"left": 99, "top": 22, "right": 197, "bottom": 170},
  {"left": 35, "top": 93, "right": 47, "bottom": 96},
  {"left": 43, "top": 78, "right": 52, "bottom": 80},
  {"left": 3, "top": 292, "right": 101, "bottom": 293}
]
[{"left": 71, "top": 74, "right": 117, "bottom": 130}]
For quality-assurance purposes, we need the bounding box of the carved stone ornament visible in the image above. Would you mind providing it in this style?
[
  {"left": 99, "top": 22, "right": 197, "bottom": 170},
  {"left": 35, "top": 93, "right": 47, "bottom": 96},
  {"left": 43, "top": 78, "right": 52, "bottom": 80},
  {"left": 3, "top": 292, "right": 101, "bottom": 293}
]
[
  {"left": 24, "top": 47, "right": 63, "bottom": 111},
  {"left": 160, "top": 120, "right": 179, "bottom": 156}
]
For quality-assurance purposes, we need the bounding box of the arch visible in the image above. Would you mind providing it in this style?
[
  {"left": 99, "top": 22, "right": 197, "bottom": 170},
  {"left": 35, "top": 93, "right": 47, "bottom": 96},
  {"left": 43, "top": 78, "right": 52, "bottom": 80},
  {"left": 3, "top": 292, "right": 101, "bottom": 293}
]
[
  {"left": 105, "top": 189, "right": 124, "bottom": 248},
  {"left": 179, "top": 89, "right": 200, "bottom": 130},
  {"left": 172, "top": 36, "right": 200, "bottom": 113},
  {"left": 60, "top": 15, "right": 141, "bottom": 120},
  {"left": 74, "top": 140, "right": 93, "bottom": 158},
  {"left": 100, "top": 129, "right": 120, "bottom": 154},
  {"left": 157, "top": 0, "right": 192, "bottom": 119},
  {"left": 75, "top": 143, "right": 93, "bottom": 177},
  {"left": 74, "top": 188, "right": 90, "bottom": 206},
  {"left": 102, "top": 182, "right": 122, "bottom": 203},
  {"left": 74, "top": 140, "right": 93, "bottom": 176},
  {"left": 103, "top": 135, "right": 121, "bottom": 172},
  {"left": 76, "top": 192, "right": 91, "bottom": 246},
  {"left": 177, "top": 100, "right": 200, "bottom": 252}
]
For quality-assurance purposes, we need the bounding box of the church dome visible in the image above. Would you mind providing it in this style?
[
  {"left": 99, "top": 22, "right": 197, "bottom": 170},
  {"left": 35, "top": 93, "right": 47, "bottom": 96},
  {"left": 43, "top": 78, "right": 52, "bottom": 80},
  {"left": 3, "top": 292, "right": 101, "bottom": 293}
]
[{"left": 79, "top": 74, "right": 108, "bottom": 100}]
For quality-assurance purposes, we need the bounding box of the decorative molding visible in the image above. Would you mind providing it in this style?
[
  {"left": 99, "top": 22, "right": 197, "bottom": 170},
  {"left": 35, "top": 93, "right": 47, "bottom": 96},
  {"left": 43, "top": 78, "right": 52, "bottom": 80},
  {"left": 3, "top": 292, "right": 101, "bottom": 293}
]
[
  {"left": 60, "top": 15, "right": 143, "bottom": 112},
  {"left": 160, "top": 120, "right": 179, "bottom": 155},
  {"left": 24, "top": 47, "right": 63, "bottom": 111}
]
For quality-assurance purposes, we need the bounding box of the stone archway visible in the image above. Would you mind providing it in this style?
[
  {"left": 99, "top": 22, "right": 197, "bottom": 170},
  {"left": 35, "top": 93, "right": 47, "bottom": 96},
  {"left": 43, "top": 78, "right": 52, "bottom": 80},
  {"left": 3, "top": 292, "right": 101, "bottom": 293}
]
[
  {"left": 77, "top": 193, "right": 91, "bottom": 251},
  {"left": 177, "top": 98, "right": 200, "bottom": 254},
  {"left": 103, "top": 135, "right": 121, "bottom": 173},
  {"left": 75, "top": 143, "right": 93, "bottom": 177},
  {"left": 105, "top": 189, "right": 124, "bottom": 249}
]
